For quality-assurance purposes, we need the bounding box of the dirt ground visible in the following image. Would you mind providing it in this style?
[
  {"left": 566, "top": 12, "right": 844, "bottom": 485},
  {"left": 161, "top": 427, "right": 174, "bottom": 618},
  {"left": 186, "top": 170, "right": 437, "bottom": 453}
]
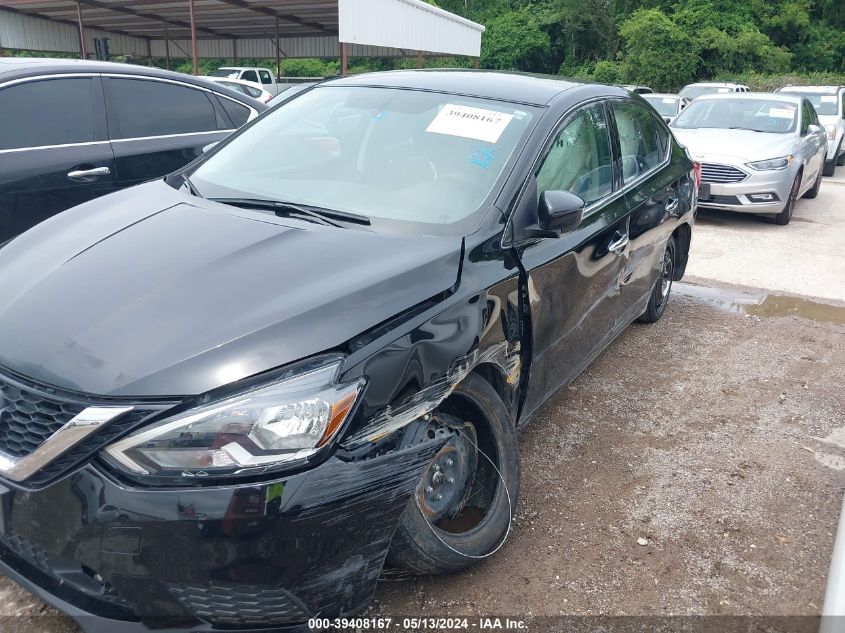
[{"left": 2, "top": 173, "right": 845, "bottom": 631}]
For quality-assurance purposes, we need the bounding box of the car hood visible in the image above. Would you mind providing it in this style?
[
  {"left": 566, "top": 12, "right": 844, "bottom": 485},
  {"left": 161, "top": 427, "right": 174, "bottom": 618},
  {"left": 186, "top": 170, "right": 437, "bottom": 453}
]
[
  {"left": 671, "top": 128, "right": 795, "bottom": 163},
  {"left": 0, "top": 181, "right": 462, "bottom": 397}
]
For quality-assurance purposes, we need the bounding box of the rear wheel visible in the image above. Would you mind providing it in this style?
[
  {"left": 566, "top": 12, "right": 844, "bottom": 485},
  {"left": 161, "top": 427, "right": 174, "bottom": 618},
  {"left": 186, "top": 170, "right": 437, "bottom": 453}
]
[
  {"left": 638, "top": 237, "right": 675, "bottom": 324},
  {"left": 803, "top": 168, "right": 822, "bottom": 199},
  {"left": 837, "top": 151, "right": 845, "bottom": 167},
  {"left": 771, "top": 172, "right": 801, "bottom": 225},
  {"left": 823, "top": 160, "right": 836, "bottom": 177},
  {"left": 388, "top": 373, "right": 520, "bottom": 574}
]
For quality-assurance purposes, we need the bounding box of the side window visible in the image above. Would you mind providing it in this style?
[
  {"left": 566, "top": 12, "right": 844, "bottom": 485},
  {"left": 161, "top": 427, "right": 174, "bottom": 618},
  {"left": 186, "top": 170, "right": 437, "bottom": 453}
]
[
  {"left": 258, "top": 70, "right": 273, "bottom": 85},
  {"left": 217, "top": 97, "right": 251, "bottom": 127},
  {"left": 241, "top": 70, "right": 259, "bottom": 83},
  {"left": 536, "top": 104, "right": 613, "bottom": 206},
  {"left": 611, "top": 101, "right": 664, "bottom": 184},
  {"left": 0, "top": 78, "right": 95, "bottom": 150},
  {"left": 106, "top": 78, "right": 219, "bottom": 139}
]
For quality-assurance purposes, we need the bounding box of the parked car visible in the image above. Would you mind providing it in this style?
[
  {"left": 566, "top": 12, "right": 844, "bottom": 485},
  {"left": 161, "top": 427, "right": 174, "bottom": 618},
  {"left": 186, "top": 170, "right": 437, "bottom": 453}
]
[
  {"left": 622, "top": 84, "right": 654, "bottom": 94},
  {"left": 0, "top": 58, "right": 267, "bottom": 243},
  {"left": 671, "top": 92, "right": 827, "bottom": 225},
  {"left": 205, "top": 76, "right": 273, "bottom": 104},
  {"left": 679, "top": 81, "right": 751, "bottom": 101},
  {"left": 0, "top": 70, "right": 695, "bottom": 631},
  {"left": 776, "top": 85, "right": 845, "bottom": 176},
  {"left": 209, "top": 66, "right": 286, "bottom": 95},
  {"left": 642, "top": 93, "right": 690, "bottom": 123}
]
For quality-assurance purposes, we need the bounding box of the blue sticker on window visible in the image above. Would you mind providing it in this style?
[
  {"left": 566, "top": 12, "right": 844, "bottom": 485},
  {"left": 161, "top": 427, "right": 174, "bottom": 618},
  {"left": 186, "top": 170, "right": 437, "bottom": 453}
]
[{"left": 469, "top": 145, "right": 498, "bottom": 169}]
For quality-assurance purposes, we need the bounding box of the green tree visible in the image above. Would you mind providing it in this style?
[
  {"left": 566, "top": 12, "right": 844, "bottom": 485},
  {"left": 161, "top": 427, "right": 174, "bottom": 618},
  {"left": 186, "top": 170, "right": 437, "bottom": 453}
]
[
  {"left": 619, "top": 9, "right": 698, "bottom": 91},
  {"left": 481, "top": 8, "right": 551, "bottom": 71}
]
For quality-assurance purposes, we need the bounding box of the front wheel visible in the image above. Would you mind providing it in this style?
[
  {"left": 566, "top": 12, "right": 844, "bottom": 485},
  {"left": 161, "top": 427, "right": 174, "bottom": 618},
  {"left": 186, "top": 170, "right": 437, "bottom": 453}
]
[
  {"left": 803, "top": 168, "right": 822, "bottom": 199},
  {"left": 388, "top": 373, "right": 520, "bottom": 574},
  {"left": 771, "top": 171, "right": 801, "bottom": 225},
  {"left": 638, "top": 237, "right": 675, "bottom": 324}
]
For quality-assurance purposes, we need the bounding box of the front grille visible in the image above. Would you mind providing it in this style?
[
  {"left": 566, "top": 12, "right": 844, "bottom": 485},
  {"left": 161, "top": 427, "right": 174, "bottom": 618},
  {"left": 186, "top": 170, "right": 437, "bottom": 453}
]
[
  {"left": 700, "top": 162, "right": 748, "bottom": 183},
  {"left": 166, "top": 581, "right": 309, "bottom": 627},
  {"left": 0, "top": 382, "right": 85, "bottom": 457}
]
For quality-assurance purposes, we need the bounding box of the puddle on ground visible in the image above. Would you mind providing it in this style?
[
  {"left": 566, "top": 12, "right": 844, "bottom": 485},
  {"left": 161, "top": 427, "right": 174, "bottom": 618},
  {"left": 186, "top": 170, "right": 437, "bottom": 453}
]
[{"left": 675, "top": 283, "right": 845, "bottom": 326}]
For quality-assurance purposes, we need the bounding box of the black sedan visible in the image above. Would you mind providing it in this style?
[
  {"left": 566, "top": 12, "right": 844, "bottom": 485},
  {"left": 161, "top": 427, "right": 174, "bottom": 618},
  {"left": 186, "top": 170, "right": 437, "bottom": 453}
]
[
  {"left": 0, "top": 70, "right": 696, "bottom": 631},
  {"left": 0, "top": 57, "right": 267, "bottom": 242}
]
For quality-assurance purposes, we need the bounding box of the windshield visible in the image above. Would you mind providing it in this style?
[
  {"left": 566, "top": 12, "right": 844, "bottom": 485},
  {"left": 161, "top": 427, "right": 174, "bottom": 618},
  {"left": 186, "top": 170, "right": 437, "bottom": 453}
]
[
  {"left": 672, "top": 98, "right": 798, "bottom": 133},
  {"left": 780, "top": 91, "right": 839, "bottom": 116},
  {"left": 191, "top": 86, "right": 538, "bottom": 236},
  {"left": 210, "top": 69, "right": 240, "bottom": 78},
  {"left": 679, "top": 85, "right": 734, "bottom": 100},
  {"left": 643, "top": 96, "right": 679, "bottom": 116}
]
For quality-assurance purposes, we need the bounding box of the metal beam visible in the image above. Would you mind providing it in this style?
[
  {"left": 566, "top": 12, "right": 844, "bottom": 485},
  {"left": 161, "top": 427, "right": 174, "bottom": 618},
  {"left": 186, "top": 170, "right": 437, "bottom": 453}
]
[
  {"left": 75, "top": 2, "right": 86, "bottom": 59},
  {"left": 275, "top": 15, "right": 280, "bottom": 80},
  {"left": 188, "top": 0, "right": 198, "bottom": 75},
  {"left": 213, "top": 0, "right": 334, "bottom": 35},
  {"left": 73, "top": 0, "right": 233, "bottom": 38}
]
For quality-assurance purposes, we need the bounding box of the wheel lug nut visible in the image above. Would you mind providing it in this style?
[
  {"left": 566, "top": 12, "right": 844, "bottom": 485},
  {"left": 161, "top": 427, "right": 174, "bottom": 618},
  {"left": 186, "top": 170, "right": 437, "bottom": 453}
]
[
  {"left": 448, "top": 477, "right": 455, "bottom": 484},
  {"left": 434, "top": 464, "right": 441, "bottom": 471},
  {"left": 434, "top": 493, "right": 442, "bottom": 501},
  {"left": 425, "top": 485, "right": 434, "bottom": 493},
  {"left": 446, "top": 459, "right": 453, "bottom": 466}
]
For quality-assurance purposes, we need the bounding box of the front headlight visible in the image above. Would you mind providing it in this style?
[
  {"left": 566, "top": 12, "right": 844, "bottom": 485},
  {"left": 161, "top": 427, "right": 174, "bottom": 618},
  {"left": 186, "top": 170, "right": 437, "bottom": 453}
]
[
  {"left": 102, "top": 356, "right": 363, "bottom": 479},
  {"left": 746, "top": 155, "right": 793, "bottom": 171},
  {"left": 825, "top": 125, "right": 837, "bottom": 140}
]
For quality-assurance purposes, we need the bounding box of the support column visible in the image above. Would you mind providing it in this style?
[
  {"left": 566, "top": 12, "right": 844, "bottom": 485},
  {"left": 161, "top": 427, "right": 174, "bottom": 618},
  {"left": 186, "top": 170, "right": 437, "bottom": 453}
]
[
  {"left": 474, "top": 56, "right": 480, "bottom": 69},
  {"left": 76, "top": 2, "right": 86, "bottom": 60},
  {"left": 146, "top": 38, "right": 152, "bottom": 66},
  {"left": 188, "top": 0, "right": 199, "bottom": 75},
  {"left": 417, "top": 50, "right": 423, "bottom": 69},
  {"left": 165, "top": 26, "right": 171, "bottom": 70},
  {"left": 275, "top": 16, "right": 281, "bottom": 80},
  {"left": 232, "top": 38, "right": 237, "bottom": 65},
  {"left": 340, "top": 42, "right": 348, "bottom": 76}
]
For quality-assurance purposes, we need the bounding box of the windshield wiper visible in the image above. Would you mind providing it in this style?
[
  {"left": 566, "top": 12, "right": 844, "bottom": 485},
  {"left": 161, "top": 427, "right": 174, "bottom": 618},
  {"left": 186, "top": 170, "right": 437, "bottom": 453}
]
[
  {"left": 727, "top": 126, "right": 763, "bottom": 132},
  {"left": 209, "top": 198, "right": 371, "bottom": 227}
]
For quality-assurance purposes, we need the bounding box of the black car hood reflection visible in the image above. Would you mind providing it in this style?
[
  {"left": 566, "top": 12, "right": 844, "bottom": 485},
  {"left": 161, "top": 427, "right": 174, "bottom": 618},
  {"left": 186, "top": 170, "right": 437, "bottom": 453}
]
[{"left": 0, "top": 181, "right": 462, "bottom": 397}]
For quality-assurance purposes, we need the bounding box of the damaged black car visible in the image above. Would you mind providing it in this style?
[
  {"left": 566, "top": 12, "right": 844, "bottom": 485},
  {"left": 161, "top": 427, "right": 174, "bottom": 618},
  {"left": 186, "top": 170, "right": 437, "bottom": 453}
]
[{"left": 0, "top": 70, "right": 696, "bottom": 632}]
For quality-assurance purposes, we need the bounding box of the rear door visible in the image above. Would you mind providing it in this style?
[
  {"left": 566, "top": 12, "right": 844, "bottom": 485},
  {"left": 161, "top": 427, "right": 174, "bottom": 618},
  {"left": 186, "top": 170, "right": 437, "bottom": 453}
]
[
  {"left": 103, "top": 76, "right": 236, "bottom": 188},
  {"left": 519, "top": 101, "right": 633, "bottom": 418},
  {"left": 0, "top": 75, "right": 115, "bottom": 242},
  {"left": 610, "top": 99, "right": 683, "bottom": 320}
]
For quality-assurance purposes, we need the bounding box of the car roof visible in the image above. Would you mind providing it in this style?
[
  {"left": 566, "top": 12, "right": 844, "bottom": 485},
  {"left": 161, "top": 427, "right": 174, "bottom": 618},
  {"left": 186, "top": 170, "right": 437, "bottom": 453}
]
[
  {"left": 693, "top": 92, "right": 803, "bottom": 104},
  {"left": 322, "top": 69, "right": 600, "bottom": 106},
  {"left": 778, "top": 85, "right": 841, "bottom": 94},
  {"left": 0, "top": 57, "right": 267, "bottom": 109},
  {"left": 643, "top": 93, "right": 681, "bottom": 99},
  {"left": 685, "top": 82, "right": 746, "bottom": 87}
]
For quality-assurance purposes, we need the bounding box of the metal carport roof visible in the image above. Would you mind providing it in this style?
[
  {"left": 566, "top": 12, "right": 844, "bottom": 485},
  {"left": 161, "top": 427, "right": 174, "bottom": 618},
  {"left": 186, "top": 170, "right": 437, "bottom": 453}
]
[{"left": 0, "top": 0, "right": 484, "bottom": 74}]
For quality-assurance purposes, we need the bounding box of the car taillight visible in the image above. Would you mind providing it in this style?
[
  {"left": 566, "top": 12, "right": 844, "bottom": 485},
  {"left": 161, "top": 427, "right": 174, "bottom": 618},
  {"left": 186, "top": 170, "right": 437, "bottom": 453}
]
[{"left": 693, "top": 161, "right": 702, "bottom": 188}]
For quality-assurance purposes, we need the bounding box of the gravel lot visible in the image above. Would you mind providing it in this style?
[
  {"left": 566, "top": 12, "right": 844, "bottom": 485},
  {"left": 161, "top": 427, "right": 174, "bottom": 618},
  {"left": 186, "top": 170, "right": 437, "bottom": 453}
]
[{"left": 2, "top": 172, "right": 844, "bottom": 631}]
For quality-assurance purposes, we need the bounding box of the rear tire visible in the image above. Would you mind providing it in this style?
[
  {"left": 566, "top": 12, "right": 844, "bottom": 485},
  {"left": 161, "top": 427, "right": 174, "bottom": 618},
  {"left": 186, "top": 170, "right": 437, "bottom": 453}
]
[
  {"left": 638, "top": 237, "right": 675, "bottom": 324},
  {"left": 388, "top": 373, "right": 520, "bottom": 574},
  {"left": 837, "top": 151, "right": 845, "bottom": 167},
  {"left": 803, "top": 168, "right": 822, "bottom": 199},
  {"left": 823, "top": 160, "right": 836, "bottom": 177},
  {"left": 771, "top": 172, "right": 801, "bottom": 225}
]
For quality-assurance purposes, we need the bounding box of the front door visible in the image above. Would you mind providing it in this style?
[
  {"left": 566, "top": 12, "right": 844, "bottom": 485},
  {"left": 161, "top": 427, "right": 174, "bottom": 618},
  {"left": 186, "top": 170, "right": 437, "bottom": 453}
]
[
  {"left": 0, "top": 76, "right": 116, "bottom": 242},
  {"left": 518, "top": 102, "right": 632, "bottom": 419}
]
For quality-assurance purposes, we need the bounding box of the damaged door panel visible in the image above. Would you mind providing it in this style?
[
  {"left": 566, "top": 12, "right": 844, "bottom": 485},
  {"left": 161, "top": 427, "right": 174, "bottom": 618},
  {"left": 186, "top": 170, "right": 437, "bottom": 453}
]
[{"left": 0, "top": 71, "right": 695, "bottom": 632}]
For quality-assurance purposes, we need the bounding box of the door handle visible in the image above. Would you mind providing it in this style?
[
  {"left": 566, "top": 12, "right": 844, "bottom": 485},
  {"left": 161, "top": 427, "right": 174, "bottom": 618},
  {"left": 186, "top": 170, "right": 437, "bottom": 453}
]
[
  {"left": 665, "top": 197, "right": 679, "bottom": 213},
  {"left": 67, "top": 166, "right": 111, "bottom": 181},
  {"left": 608, "top": 231, "right": 629, "bottom": 254}
]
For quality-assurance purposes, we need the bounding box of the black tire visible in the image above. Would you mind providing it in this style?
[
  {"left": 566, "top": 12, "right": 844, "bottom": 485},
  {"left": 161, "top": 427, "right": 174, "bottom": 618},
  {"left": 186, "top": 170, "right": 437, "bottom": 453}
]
[
  {"left": 837, "top": 151, "right": 845, "bottom": 167},
  {"left": 803, "top": 168, "right": 822, "bottom": 199},
  {"left": 822, "top": 160, "right": 836, "bottom": 177},
  {"left": 771, "top": 171, "right": 801, "bottom": 225},
  {"left": 638, "top": 237, "right": 675, "bottom": 324},
  {"left": 388, "top": 373, "right": 520, "bottom": 574}
]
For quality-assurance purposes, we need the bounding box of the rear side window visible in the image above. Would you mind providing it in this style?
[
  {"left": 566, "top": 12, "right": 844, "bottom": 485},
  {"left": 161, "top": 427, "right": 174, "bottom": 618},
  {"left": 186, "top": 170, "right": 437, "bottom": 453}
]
[
  {"left": 0, "top": 78, "right": 95, "bottom": 150},
  {"left": 536, "top": 103, "right": 613, "bottom": 205},
  {"left": 241, "top": 70, "right": 259, "bottom": 83},
  {"left": 217, "top": 97, "right": 250, "bottom": 127},
  {"left": 106, "top": 78, "right": 218, "bottom": 139},
  {"left": 611, "top": 102, "right": 665, "bottom": 184},
  {"left": 258, "top": 70, "right": 273, "bottom": 85}
]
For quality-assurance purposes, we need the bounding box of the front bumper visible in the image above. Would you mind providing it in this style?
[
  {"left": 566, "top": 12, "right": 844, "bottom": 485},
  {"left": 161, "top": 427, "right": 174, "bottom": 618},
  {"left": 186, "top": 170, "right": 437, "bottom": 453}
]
[
  {"left": 0, "top": 443, "right": 435, "bottom": 632},
  {"left": 699, "top": 165, "right": 795, "bottom": 215}
]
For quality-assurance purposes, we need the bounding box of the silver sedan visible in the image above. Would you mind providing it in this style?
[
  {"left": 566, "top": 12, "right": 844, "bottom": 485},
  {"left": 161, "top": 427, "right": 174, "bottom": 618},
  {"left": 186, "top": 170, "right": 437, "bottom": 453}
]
[{"left": 671, "top": 93, "right": 828, "bottom": 225}]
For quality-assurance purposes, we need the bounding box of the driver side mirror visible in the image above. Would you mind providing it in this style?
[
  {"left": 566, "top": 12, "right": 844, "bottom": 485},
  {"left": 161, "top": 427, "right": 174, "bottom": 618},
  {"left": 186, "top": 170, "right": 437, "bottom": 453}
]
[
  {"left": 807, "top": 124, "right": 822, "bottom": 136},
  {"left": 538, "top": 190, "right": 585, "bottom": 234}
]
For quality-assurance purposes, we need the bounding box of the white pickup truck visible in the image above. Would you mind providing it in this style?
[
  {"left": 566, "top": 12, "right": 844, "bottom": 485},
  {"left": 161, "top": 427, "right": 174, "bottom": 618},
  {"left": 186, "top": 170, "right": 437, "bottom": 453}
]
[{"left": 209, "top": 67, "right": 284, "bottom": 95}]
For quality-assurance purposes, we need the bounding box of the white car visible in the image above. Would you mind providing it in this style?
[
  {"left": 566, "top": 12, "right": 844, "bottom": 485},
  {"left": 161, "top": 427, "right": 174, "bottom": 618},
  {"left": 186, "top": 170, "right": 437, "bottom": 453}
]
[
  {"left": 205, "top": 76, "right": 273, "bottom": 104},
  {"left": 642, "top": 93, "right": 690, "bottom": 123},
  {"left": 209, "top": 66, "right": 283, "bottom": 95},
  {"left": 680, "top": 82, "right": 751, "bottom": 101},
  {"left": 777, "top": 85, "right": 845, "bottom": 176}
]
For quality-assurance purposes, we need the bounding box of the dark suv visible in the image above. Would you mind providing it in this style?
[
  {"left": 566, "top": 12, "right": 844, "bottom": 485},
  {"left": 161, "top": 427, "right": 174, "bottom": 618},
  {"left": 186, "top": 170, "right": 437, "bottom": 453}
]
[
  {"left": 0, "top": 70, "right": 696, "bottom": 632},
  {"left": 0, "top": 58, "right": 266, "bottom": 242}
]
